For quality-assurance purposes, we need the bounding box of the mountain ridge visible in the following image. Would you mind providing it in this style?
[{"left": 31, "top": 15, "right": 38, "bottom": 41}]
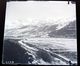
[{"left": 4, "top": 20, "right": 76, "bottom": 38}]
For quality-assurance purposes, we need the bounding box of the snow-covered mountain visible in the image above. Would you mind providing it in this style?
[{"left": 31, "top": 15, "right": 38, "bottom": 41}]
[
  {"left": 4, "top": 19, "right": 76, "bottom": 38},
  {"left": 49, "top": 20, "right": 76, "bottom": 38}
]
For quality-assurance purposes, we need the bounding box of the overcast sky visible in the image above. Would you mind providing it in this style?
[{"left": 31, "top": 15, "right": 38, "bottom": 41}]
[{"left": 5, "top": 1, "right": 76, "bottom": 29}]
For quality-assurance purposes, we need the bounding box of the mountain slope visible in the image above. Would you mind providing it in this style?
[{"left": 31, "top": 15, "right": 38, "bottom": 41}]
[
  {"left": 4, "top": 20, "right": 76, "bottom": 38},
  {"left": 48, "top": 20, "right": 76, "bottom": 38}
]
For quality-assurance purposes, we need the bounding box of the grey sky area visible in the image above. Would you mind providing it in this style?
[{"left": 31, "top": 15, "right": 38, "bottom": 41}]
[{"left": 5, "top": 1, "right": 76, "bottom": 29}]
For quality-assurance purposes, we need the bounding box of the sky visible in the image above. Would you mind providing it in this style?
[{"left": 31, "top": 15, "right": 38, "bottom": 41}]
[{"left": 5, "top": 1, "right": 76, "bottom": 29}]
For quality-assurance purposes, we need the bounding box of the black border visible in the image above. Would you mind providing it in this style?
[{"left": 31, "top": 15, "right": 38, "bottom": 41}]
[
  {"left": 0, "top": 0, "right": 79, "bottom": 66},
  {"left": 0, "top": 0, "right": 6, "bottom": 65}
]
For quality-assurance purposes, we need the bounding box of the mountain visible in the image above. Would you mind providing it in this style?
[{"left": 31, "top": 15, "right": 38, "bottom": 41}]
[
  {"left": 4, "top": 20, "right": 76, "bottom": 38},
  {"left": 48, "top": 20, "right": 77, "bottom": 38}
]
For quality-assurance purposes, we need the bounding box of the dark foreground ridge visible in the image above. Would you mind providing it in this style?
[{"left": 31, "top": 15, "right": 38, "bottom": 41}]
[
  {"left": 2, "top": 39, "right": 33, "bottom": 64},
  {"left": 2, "top": 39, "right": 77, "bottom": 65}
]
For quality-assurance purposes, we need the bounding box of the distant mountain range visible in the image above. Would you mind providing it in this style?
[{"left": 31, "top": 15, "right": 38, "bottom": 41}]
[{"left": 4, "top": 20, "right": 77, "bottom": 38}]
